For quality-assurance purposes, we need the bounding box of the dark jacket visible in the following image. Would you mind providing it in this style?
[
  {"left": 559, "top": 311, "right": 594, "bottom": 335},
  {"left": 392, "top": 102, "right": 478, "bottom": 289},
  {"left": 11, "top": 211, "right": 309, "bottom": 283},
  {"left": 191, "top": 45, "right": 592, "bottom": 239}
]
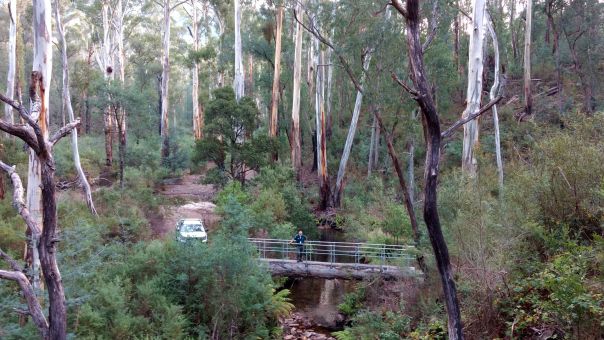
[{"left": 293, "top": 234, "right": 306, "bottom": 246}]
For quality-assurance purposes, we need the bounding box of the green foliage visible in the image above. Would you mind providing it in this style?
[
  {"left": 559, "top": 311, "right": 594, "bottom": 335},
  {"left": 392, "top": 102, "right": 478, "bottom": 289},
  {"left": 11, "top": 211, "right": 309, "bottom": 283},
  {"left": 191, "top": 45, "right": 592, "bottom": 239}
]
[
  {"left": 333, "top": 310, "right": 412, "bottom": 340},
  {"left": 338, "top": 286, "right": 366, "bottom": 316},
  {"left": 192, "top": 87, "right": 277, "bottom": 184},
  {"left": 499, "top": 245, "right": 604, "bottom": 338}
]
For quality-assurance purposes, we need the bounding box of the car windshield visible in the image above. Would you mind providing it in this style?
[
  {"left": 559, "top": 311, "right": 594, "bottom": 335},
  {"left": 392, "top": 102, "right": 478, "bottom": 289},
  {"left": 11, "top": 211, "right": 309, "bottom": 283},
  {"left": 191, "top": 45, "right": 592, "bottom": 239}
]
[{"left": 182, "top": 224, "right": 203, "bottom": 232}]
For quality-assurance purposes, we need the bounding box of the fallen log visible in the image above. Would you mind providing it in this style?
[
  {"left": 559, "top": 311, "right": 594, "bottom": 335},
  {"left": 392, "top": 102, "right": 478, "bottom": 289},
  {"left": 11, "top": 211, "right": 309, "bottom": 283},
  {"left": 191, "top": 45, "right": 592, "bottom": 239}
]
[{"left": 259, "top": 259, "right": 422, "bottom": 280}]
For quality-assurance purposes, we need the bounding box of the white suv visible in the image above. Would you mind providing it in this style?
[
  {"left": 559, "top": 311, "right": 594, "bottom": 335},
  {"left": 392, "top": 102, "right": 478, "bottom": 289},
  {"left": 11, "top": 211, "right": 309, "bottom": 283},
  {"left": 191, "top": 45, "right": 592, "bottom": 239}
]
[{"left": 176, "top": 219, "right": 208, "bottom": 243}]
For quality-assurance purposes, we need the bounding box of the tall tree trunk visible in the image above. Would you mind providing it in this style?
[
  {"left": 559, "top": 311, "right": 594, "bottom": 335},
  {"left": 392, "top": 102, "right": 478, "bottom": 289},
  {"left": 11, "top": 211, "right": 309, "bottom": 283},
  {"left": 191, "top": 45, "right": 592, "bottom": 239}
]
[
  {"left": 115, "top": 0, "right": 127, "bottom": 188},
  {"left": 486, "top": 13, "right": 504, "bottom": 191},
  {"left": 192, "top": 0, "right": 203, "bottom": 140},
  {"left": 99, "top": 1, "right": 114, "bottom": 167},
  {"left": 373, "top": 109, "right": 420, "bottom": 246},
  {"left": 269, "top": 5, "right": 283, "bottom": 139},
  {"left": 523, "top": 0, "right": 532, "bottom": 116},
  {"left": 316, "top": 47, "right": 329, "bottom": 210},
  {"left": 333, "top": 50, "right": 372, "bottom": 207},
  {"left": 4, "top": 0, "right": 17, "bottom": 133},
  {"left": 407, "top": 138, "right": 414, "bottom": 204},
  {"left": 367, "top": 116, "right": 377, "bottom": 177},
  {"left": 393, "top": 1, "right": 464, "bottom": 337},
  {"left": 161, "top": 0, "right": 171, "bottom": 160},
  {"left": 461, "top": 0, "right": 486, "bottom": 176},
  {"left": 510, "top": 0, "right": 517, "bottom": 61},
  {"left": 55, "top": 1, "right": 97, "bottom": 215},
  {"left": 325, "top": 3, "right": 336, "bottom": 139},
  {"left": 27, "top": 0, "right": 54, "bottom": 293},
  {"left": 233, "top": 0, "right": 244, "bottom": 101},
  {"left": 291, "top": 1, "right": 304, "bottom": 177}
]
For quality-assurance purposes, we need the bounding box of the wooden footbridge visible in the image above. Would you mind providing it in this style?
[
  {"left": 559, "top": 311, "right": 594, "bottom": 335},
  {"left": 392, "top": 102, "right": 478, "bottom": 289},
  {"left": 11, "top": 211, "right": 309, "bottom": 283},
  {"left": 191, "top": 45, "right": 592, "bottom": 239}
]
[{"left": 248, "top": 238, "right": 422, "bottom": 280}]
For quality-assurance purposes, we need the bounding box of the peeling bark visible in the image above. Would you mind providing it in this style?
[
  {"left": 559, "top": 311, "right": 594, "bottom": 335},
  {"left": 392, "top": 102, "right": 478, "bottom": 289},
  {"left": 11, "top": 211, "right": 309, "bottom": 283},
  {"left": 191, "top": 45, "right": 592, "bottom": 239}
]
[
  {"left": 269, "top": 5, "right": 284, "bottom": 139},
  {"left": 4, "top": 0, "right": 17, "bottom": 131},
  {"left": 461, "top": 0, "right": 486, "bottom": 176},
  {"left": 291, "top": 1, "right": 304, "bottom": 176}
]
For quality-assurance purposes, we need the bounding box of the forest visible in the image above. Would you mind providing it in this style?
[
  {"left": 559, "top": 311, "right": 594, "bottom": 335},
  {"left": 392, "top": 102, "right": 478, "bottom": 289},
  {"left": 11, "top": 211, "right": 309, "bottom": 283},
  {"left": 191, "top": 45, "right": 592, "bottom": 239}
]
[{"left": 0, "top": 0, "right": 603, "bottom": 339}]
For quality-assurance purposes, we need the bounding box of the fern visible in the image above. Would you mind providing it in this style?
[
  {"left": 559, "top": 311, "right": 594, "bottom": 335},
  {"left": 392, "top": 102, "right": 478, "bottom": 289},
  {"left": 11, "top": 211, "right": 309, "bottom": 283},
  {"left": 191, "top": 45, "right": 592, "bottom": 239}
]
[
  {"left": 270, "top": 288, "right": 295, "bottom": 319},
  {"left": 332, "top": 329, "right": 354, "bottom": 340}
]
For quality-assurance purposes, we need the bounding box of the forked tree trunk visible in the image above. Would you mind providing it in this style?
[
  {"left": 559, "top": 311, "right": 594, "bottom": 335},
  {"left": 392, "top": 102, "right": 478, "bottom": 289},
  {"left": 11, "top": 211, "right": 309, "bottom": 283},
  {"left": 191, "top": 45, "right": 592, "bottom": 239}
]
[
  {"left": 161, "top": 0, "right": 171, "bottom": 160},
  {"left": 523, "top": 0, "right": 532, "bottom": 116},
  {"left": 233, "top": 0, "right": 244, "bottom": 101},
  {"left": 192, "top": 0, "right": 203, "bottom": 140},
  {"left": 55, "top": 2, "right": 97, "bottom": 215},
  {"left": 291, "top": 1, "right": 304, "bottom": 176},
  {"left": 486, "top": 13, "right": 504, "bottom": 191},
  {"left": 461, "top": 0, "right": 486, "bottom": 176},
  {"left": 269, "top": 5, "right": 284, "bottom": 139},
  {"left": 325, "top": 3, "right": 335, "bottom": 138},
  {"left": 333, "top": 50, "right": 372, "bottom": 207},
  {"left": 4, "top": 0, "right": 17, "bottom": 131},
  {"left": 393, "top": 1, "right": 464, "bottom": 337}
]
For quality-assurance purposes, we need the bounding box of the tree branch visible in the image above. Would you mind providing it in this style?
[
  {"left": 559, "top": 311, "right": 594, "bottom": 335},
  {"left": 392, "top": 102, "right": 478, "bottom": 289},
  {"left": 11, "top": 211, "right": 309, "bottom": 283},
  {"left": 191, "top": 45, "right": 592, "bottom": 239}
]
[
  {"left": 422, "top": 0, "right": 440, "bottom": 53},
  {"left": 0, "top": 269, "right": 49, "bottom": 338},
  {"left": 49, "top": 119, "right": 81, "bottom": 146},
  {"left": 170, "top": 0, "right": 189, "bottom": 12},
  {"left": 0, "top": 161, "right": 42, "bottom": 237},
  {"left": 391, "top": 72, "right": 420, "bottom": 98},
  {"left": 441, "top": 96, "right": 503, "bottom": 139},
  {"left": 389, "top": 0, "right": 408, "bottom": 18},
  {"left": 292, "top": 7, "right": 364, "bottom": 93}
]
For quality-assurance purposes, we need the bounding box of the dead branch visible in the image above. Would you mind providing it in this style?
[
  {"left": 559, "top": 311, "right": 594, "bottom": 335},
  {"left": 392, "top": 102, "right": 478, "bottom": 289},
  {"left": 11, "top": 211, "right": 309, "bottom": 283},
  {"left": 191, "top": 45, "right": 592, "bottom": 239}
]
[
  {"left": 49, "top": 119, "right": 81, "bottom": 146},
  {"left": 441, "top": 96, "right": 503, "bottom": 139}
]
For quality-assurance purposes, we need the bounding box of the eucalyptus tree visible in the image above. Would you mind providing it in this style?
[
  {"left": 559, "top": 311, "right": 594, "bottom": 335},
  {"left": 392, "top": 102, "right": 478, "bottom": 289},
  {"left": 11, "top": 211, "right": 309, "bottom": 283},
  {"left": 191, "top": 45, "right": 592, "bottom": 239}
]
[
  {"left": 157, "top": 0, "right": 189, "bottom": 161},
  {"left": 269, "top": 3, "right": 284, "bottom": 139},
  {"left": 233, "top": 0, "right": 244, "bottom": 101},
  {"left": 55, "top": 0, "right": 97, "bottom": 214},
  {"left": 524, "top": 0, "right": 533, "bottom": 116},
  {"left": 4, "top": 0, "right": 17, "bottom": 130},
  {"left": 291, "top": 0, "right": 304, "bottom": 176},
  {"left": 461, "top": 0, "right": 486, "bottom": 176}
]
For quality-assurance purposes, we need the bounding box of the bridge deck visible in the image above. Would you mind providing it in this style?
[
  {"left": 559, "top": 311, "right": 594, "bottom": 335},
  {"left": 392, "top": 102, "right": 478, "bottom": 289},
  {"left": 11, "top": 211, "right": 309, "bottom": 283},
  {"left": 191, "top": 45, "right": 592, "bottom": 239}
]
[{"left": 260, "top": 258, "right": 421, "bottom": 280}]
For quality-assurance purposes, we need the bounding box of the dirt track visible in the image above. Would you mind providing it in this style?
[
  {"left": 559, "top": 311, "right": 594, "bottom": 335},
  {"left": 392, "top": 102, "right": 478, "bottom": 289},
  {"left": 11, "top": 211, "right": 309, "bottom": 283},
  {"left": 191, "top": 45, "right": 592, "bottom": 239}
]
[{"left": 150, "top": 173, "right": 219, "bottom": 238}]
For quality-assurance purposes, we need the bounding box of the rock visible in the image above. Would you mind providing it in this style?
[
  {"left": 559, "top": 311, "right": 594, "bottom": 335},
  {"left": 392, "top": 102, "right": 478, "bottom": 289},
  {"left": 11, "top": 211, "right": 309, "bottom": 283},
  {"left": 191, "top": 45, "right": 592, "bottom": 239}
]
[{"left": 284, "top": 335, "right": 294, "bottom": 340}]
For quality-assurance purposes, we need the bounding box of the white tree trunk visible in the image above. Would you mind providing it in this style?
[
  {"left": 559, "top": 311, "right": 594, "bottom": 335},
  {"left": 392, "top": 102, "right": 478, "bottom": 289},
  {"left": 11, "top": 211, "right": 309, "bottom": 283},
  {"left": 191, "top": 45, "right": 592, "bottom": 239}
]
[
  {"left": 523, "top": 0, "right": 532, "bottom": 116},
  {"left": 461, "top": 0, "right": 486, "bottom": 176},
  {"left": 333, "top": 51, "right": 372, "bottom": 206},
  {"left": 233, "top": 0, "right": 244, "bottom": 101},
  {"left": 192, "top": 0, "right": 202, "bottom": 140},
  {"left": 486, "top": 13, "right": 504, "bottom": 191},
  {"left": 161, "top": 0, "right": 171, "bottom": 159},
  {"left": 28, "top": 0, "right": 53, "bottom": 292},
  {"left": 269, "top": 5, "right": 283, "bottom": 138},
  {"left": 55, "top": 1, "right": 97, "bottom": 216},
  {"left": 96, "top": 1, "right": 115, "bottom": 167},
  {"left": 367, "top": 116, "right": 376, "bottom": 177},
  {"left": 4, "top": 0, "right": 17, "bottom": 130},
  {"left": 291, "top": 0, "right": 304, "bottom": 175}
]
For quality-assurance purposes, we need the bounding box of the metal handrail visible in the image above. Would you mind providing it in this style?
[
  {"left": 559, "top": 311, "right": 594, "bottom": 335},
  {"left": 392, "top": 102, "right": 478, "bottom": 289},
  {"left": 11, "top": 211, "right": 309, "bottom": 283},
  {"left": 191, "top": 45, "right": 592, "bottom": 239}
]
[{"left": 248, "top": 238, "right": 416, "bottom": 266}]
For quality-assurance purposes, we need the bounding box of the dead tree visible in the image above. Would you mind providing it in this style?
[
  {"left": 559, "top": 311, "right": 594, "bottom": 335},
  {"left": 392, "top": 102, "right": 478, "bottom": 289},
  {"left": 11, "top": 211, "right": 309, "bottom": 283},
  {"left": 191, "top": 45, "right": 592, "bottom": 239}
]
[
  {"left": 390, "top": 0, "right": 463, "bottom": 337},
  {"left": 0, "top": 77, "right": 81, "bottom": 340}
]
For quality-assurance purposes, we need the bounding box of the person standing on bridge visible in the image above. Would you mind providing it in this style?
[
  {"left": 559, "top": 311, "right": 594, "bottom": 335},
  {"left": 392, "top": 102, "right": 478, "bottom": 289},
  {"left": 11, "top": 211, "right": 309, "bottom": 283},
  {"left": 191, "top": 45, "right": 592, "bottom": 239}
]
[{"left": 289, "top": 230, "right": 307, "bottom": 262}]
